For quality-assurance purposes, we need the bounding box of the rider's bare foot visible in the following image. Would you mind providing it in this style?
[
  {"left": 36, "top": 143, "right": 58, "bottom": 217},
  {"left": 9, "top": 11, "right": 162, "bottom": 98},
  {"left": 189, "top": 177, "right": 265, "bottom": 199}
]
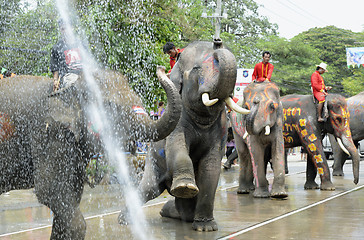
[{"left": 318, "top": 117, "right": 324, "bottom": 122}]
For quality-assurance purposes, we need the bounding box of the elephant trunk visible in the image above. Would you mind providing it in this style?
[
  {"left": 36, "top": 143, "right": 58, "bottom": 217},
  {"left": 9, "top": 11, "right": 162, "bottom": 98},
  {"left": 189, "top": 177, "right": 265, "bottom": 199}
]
[
  {"left": 131, "top": 66, "right": 181, "bottom": 142},
  {"left": 246, "top": 105, "right": 258, "bottom": 135},
  {"left": 339, "top": 135, "right": 360, "bottom": 184}
]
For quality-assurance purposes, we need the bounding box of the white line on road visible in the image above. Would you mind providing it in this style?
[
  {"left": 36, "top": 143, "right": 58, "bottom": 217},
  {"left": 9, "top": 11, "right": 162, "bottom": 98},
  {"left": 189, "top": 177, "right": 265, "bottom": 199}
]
[{"left": 218, "top": 183, "right": 364, "bottom": 240}]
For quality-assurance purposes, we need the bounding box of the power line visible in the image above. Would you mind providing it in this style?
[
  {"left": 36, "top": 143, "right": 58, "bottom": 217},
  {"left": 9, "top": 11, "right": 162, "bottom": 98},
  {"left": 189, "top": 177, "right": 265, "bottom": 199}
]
[{"left": 284, "top": 0, "right": 330, "bottom": 25}]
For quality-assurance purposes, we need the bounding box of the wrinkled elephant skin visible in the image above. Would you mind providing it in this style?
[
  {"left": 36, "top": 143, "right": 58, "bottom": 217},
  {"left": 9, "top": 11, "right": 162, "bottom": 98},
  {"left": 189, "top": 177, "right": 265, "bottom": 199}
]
[
  {"left": 231, "top": 81, "right": 287, "bottom": 198},
  {"left": 281, "top": 94, "right": 359, "bottom": 191},
  {"left": 332, "top": 91, "right": 364, "bottom": 176},
  {"left": 129, "top": 41, "right": 244, "bottom": 232},
  {"left": 0, "top": 69, "right": 181, "bottom": 240}
]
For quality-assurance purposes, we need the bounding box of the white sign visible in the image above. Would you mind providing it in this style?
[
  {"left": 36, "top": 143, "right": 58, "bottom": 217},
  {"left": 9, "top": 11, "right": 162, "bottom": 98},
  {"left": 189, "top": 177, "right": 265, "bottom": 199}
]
[{"left": 234, "top": 68, "right": 253, "bottom": 101}]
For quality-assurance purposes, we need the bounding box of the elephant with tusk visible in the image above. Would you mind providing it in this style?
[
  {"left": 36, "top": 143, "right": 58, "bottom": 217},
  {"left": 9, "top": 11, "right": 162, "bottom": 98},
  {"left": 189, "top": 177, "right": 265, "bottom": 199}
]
[
  {"left": 331, "top": 91, "right": 364, "bottom": 176},
  {"left": 282, "top": 94, "right": 359, "bottom": 190},
  {"left": 230, "top": 81, "right": 287, "bottom": 198},
  {"left": 119, "top": 40, "right": 250, "bottom": 232},
  {"left": 0, "top": 67, "right": 181, "bottom": 240}
]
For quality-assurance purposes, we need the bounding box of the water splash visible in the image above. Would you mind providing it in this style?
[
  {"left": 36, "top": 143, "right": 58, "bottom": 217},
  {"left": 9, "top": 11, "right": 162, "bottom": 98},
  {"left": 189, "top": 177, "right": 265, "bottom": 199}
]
[{"left": 55, "top": 0, "right": 149, "bottom": 239}]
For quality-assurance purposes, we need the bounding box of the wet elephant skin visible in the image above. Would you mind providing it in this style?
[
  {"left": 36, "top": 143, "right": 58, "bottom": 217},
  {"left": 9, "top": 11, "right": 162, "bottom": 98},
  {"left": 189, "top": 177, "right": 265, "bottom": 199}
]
[
  {"left": 0, "top": 69, "right": 181, "bottom": 240},
  {"left": 123, "top": 41, "right": 244, "bottom": 232}
]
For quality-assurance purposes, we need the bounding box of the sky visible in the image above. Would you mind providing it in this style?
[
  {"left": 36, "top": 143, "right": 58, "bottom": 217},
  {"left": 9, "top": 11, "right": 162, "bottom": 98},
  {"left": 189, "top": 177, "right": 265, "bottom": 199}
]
[{"left": 254, "top": 0, "right": 364, "bottom": 39}]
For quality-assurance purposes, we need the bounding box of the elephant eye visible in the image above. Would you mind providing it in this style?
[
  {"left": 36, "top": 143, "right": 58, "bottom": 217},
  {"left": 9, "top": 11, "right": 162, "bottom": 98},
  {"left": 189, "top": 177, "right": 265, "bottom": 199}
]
[
  {"left": 336, "top": 117, "right": 343, "bottom": 125},
  {"left": 270, "top": 102, "right": 275, "bottom": 110}
]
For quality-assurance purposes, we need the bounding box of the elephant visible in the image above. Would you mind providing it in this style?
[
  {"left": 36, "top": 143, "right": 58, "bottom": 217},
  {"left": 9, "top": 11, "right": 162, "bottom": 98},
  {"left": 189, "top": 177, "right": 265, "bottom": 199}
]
[
  {"left": 331, "top": 91, "right": 364, "bottom": 176},
  {"left": 119, "top": 40, "right": 250, "bottom": 232},
  {"left": 230, "top": 81, "right": 287, "bottom": 198},
  {"left": 281, "top": 94, "right": 359, "bottom": 190},
  {"left": 0, "top": 67, "right": 181, "bottom": 240}
]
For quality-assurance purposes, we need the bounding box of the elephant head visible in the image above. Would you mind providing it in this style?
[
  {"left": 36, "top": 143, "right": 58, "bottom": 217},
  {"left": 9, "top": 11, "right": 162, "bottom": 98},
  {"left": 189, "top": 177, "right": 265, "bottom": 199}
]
[
  {"left": 281, "top": 94, "right": 359, "bottom": 188},
  {"left": 170, "top": 41, "right": 249, "bottom": 124},
  {"left": 243, "top": 82, "right": 282, "bottom": 137},
  {"left": 332, "top": 91, "right": 364, "bottom": 176}
]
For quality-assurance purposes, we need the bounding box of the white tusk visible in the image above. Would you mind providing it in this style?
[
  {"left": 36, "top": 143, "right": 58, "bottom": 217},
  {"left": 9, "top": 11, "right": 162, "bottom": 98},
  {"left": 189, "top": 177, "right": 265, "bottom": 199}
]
[
  {"left": 225, "top": 97, "right": 250, "bottom": 115},
  {"left": 337, "top": 138, "right": 351, "bottom": 156},
  {"left": 243, "top": 131, "right": 249, "bottom": 139},
  {"left": 202, "top": 93, "right": 219, "bottom": 106},
  {"left": 265, "top": 126, "right": 270, "bottom": 135}
]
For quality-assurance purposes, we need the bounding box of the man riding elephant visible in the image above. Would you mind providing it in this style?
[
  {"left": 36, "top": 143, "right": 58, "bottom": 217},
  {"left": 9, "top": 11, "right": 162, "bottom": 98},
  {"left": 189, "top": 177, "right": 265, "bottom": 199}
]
[
  {"left": 0, "top": 67, "right": 181, "bottom": 240},
  {"left": 311, "top": 62, "right": 332, "bottom": 122},
  {"left": 282, "top": 93, "right": 359, "bottom": 190}
]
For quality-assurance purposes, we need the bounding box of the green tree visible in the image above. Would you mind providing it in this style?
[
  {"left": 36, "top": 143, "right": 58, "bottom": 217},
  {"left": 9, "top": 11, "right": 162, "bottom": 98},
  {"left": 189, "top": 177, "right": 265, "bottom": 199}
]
[
  {"left": 292, "top": 26, "right": 364, "bottom": 96},
  {"left": 0, "top": 0, "right": 57, "bottom": 76}
]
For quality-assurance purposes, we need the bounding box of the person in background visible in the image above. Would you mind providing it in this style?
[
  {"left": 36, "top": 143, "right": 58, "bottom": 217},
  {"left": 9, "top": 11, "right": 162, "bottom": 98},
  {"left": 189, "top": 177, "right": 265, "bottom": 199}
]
[
  {"left": 0, "top": 68, "right": 16, "bottom": 79},
  {"left": 311, "top": 62, "right": 331, "bottom": 122},
  {"left": 50, "top": 19, "right": 83, "bottom": 91},
  {"left": 157, "top": 101, "right": 165, "bottom": 119},
  {"left": 163, "top": 42, "right": 184, "bottom": 76},
  {"left": 252, "top": 51, "right": 274, "bottom": 82}
]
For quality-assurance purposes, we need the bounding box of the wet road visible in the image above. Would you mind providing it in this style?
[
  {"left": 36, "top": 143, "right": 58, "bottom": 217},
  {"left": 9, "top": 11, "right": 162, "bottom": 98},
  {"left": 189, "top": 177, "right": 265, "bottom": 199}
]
[{"left": 1, "top": 155, "right": 364, "bottom": 240}]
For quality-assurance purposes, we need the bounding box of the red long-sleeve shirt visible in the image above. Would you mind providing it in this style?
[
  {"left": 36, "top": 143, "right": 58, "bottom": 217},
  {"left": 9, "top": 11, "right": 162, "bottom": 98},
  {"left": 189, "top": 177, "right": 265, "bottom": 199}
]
[
  {"left": 252, "top": 62, "right": 274, "bottom": 82},
  {"left": 311, "top": 71, "right": 327, "bottom": 102},
  {"left": 168, "top": 48, "right": 184, "bottom": 73}
]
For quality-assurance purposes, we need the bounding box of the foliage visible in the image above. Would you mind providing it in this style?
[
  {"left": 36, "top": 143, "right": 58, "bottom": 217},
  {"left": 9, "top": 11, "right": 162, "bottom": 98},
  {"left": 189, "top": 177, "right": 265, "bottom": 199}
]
[
  {"left": 292, "top": 26, "right": 364, "bottom": 96},
  {"left": 0, "top": 1, "right": 57, "bottom": 76}
]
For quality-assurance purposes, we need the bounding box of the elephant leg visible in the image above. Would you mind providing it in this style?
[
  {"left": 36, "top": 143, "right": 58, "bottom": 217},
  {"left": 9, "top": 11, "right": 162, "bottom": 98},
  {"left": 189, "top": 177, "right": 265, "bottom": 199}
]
[
  {"left": 235, "top": 137, "right": 254, "bottom": 194},
  {"left": 284, "top": 148, "right": 289, "bottom": 174},
  {"left": 166, "top": 130, "right": 198, "bottom": 198},
  {"left": 248, "top": 137, "right": 270, "bottom": 198},
  {"left": 270, "top": 140, "right": 287, "bottom": 198},
  {"left": 50, "top": 206, "right": 86, "bottom": 240},
  {"left": 331, "top": 134, "right": 346, "bottom": 176},
  {"left": 304, "top": 154, "right": 319, "bottom": 189},
  {"left": 160, "top": 199, "right": 182, "bottom": 220},
  {"left": 33, "top": 122, "right": 86, "bottom": 240},
  {"left": 118, "top": 151, "right": 167, "bottom": 225},
  {"left": 191, "top": 148, "right": 221, "bottom": 231}
]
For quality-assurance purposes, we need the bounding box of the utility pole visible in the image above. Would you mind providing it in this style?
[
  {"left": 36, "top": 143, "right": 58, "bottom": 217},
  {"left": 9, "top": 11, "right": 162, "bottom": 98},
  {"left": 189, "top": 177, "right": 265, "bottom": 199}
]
[{"left": 201, "top": 0, "right": 228, "bottom": 41}]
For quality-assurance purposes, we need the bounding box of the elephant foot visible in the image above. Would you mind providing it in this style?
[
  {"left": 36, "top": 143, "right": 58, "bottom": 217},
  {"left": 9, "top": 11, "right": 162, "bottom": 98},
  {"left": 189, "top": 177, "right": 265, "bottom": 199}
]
[
  {"left": 170, "top": 177, "right": 199, "bottom": 199},
  {"left": 320, "top": 182, "right": 335, "bottom": 191},
  {"left": 237, "top": 184, "right": 255, "bottom": 194},
  {"left": 332, "top": 169, "right": 344, "bottom": 176},
  {"left": 253, "top": 187, "right": 270, "bottom": 198},
  {"left": 192, "top": 218, "right": 218, "bottom": 232},
  {"left": 304, "top": 181, "right": 319, "bottom": 190},
  {"left": 160, "top": 200, "right": 181, "bottom": 220},
  {"left": 271, "top": 185, "right": 288, "bottom": 199},
  {"left": 223, "top": 162, "right": 232, "bottom": 169}
]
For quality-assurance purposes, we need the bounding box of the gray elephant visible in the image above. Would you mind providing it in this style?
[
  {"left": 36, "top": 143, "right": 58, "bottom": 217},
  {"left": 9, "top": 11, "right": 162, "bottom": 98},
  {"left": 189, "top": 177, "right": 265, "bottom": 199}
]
[
  {"left": 230, "top": 81, "right": 287, "bottom": 198},
  {"left": 282, "top": 94, "right": 359, "bottom": 190},
  {"left": 331, "top": 91, "right": 364, "bottom": 176},
  {"left": 0, "top": 67, "right": 181, "bottom": 240},
  {"left": 120, "top": 41, "right": 249, "bottom": 232}
]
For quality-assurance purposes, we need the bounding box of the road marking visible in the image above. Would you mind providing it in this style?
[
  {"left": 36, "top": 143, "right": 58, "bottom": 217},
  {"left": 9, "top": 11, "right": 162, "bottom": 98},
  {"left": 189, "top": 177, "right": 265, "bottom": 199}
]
[{"left": 217, "top": 183, "right": 364, "bottom": 240}]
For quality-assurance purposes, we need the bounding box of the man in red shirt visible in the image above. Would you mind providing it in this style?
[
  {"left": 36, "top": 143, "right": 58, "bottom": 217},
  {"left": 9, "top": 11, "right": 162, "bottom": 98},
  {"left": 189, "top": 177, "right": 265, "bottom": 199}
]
[
  {"left": 163, "top": 42, "right": 184, "bottom": 76},
  {"left": 252, "top": 51, "right": 274, "bottom": 82},
  {"left": 311, "top": 62, "right": 332, "bottom": 122}
]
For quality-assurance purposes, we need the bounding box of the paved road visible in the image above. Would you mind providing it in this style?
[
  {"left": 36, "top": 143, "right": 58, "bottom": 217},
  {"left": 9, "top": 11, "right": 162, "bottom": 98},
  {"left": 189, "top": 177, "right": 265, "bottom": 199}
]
[{"left": 1, "top": 155, "right": 364, "bottom": 240}]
